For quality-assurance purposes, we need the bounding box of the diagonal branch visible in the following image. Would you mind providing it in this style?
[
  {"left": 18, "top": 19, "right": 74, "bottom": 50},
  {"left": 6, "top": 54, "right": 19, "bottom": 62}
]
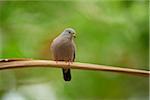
[{"left": 0, "top": 59, "right": 149, "bottom": 77}]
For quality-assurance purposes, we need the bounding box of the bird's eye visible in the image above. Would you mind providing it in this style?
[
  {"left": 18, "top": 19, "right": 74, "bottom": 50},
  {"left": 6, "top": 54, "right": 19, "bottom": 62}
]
[{"left": 68, "top": 31, "right": 71, "bottom": 34}]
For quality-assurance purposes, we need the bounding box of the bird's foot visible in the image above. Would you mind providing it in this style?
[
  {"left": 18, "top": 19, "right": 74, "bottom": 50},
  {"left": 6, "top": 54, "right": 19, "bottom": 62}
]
[
  {"left": 68, "top": 62, "right": 71, "bottom": 66},
  {"left": 67, "top": 60, "right": 73, "bottom": 66},
  {"left": 54, "top": 60, "right": 58, "bottom": 64}
]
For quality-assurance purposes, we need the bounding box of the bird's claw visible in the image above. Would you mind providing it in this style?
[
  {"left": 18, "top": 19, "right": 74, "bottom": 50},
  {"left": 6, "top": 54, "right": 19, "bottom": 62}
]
[
  {"left": 55, "top": 60, "right": 58, "bottom": 64},
  {"left": 65, "top": 61, "right": 72, "bottom": 66}
]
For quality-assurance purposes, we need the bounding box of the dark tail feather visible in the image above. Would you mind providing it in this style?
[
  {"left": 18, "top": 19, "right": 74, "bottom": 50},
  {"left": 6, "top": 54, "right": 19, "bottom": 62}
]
[{"left": 62, "top": 68, "right": 71, "bottom": 81}]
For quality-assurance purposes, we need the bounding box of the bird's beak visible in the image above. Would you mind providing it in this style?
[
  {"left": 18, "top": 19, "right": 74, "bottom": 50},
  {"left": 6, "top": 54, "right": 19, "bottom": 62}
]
[{"left": 73, "top": 33, "right": 76, "bottom": 38}]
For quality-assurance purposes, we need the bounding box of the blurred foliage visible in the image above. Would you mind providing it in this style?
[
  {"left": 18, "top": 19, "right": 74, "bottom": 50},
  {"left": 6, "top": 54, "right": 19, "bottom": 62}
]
[{"left": 0, "top": 1, "right": 149, "bottom": 100}]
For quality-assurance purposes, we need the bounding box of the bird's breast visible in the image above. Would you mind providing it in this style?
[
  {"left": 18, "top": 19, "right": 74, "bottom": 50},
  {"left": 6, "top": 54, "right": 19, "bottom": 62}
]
[{"left": 51, "top": 38, "right": 74, "bottom": 61}]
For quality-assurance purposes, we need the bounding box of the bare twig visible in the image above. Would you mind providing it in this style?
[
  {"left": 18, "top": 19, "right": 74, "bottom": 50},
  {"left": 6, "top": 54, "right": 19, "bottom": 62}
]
[{"left": 0, "top": 59, "right": 149, "bottom": 77}]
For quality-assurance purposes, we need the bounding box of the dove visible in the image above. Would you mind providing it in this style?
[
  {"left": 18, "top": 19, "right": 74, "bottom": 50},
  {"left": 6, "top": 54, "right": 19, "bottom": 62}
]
[{"left": 51, "top": 28, "right": 76, "bottom": 81}]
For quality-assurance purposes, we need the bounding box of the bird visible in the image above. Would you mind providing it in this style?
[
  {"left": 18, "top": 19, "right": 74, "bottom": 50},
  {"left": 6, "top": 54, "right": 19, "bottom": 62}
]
[{"left": 51, "top": 28, "right": 76, "bottom": 81}]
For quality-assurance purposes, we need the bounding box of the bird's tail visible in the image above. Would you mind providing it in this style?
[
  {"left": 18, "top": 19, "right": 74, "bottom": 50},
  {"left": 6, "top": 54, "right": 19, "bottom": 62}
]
[{"left": 62, "top": 68, "right": 71, "bottom": 81}]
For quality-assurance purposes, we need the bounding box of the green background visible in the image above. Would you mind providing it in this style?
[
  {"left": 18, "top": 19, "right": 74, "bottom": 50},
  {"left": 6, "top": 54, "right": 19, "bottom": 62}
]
[{"left": 0, "top": 1, "right": 149, "bottom": 100}]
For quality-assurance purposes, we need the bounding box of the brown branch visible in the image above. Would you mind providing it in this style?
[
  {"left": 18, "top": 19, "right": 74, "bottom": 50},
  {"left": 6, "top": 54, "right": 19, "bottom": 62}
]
[{"left": 0, "top": 59, "right": 149, "bottom": 77}]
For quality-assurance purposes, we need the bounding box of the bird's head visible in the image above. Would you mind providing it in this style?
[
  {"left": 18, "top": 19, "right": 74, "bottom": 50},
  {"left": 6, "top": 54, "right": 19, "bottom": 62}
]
[{"left": 61, "top": 28, "right": 76, "bottom": 39}]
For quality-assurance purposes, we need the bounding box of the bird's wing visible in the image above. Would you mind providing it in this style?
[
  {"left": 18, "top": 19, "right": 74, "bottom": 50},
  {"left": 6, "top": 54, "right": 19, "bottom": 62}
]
[
  {"left": 72, "top": 41, "right": 76, "bottom": 62},
  {"left": 73, "top": 50, "right": 75, "bottom": 62}
]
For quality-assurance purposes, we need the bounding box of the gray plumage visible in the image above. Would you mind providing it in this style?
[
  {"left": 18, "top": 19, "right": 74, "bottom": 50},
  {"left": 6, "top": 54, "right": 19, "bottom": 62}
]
[{"left": 51, "top": 28, "right": 76, "bottom": 81}]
